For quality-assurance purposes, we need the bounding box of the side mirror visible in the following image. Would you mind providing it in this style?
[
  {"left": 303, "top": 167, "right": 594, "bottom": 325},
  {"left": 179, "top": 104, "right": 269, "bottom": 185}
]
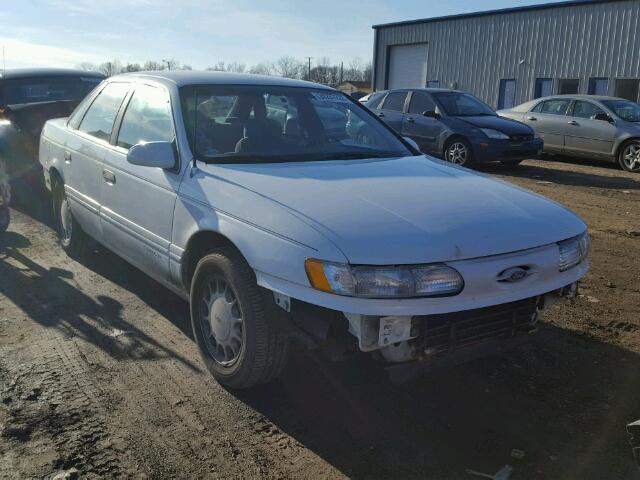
[
  {"left": 423, "top": 110, "right": 440, "bottom": 119},
  {"left": 593, "top": 112, "right": 614, "bottom": 123},
  {"left": 403, "top": 136, "right": 420, "bottom": 151},
  {"left": 127, "top": 141, "right": 176, "bottom": 169}
]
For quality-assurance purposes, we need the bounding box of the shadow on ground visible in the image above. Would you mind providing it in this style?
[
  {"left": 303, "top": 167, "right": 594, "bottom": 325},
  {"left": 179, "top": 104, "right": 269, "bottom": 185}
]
[
  {"left": 0, "top": 231, "right": 198, "bottom": 371},
  {"left": 237, "top": 328, "right": 640, "bottom": 479},
  {"left": 479, "top": 156, "right": 640, "bottom": 191}
]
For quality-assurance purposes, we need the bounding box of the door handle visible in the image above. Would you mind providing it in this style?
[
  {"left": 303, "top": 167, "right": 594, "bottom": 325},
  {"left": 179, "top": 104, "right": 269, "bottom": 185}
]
[
  {"left": 64, "top": 151, "right": 72, "bottom": 163},
  {"left": 567, "top": 120, "right": 579, "bottom": 126},
  {"left": 377, "top": 112, "right": 385, "bottom": 117},
  {"left": 406, "top": 117, "right": 415, "bottom": 123},
  {"left": 102, "top": 169, "right": 116, "bottom": 185},
  {"left": 527, "top": 116, "right": 537, "bottom": 121}
]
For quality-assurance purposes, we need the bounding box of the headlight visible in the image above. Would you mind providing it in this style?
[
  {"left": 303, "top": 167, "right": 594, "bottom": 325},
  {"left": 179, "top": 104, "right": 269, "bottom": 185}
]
[
  {"left": 305, "top": 259, "right": 464, "bottom": 298},
  {"left": 480, "top": 128, "right": 510, "bottom": 140},
  {"left": 558, "top": 231, "right": 590, "bottom": 271}
]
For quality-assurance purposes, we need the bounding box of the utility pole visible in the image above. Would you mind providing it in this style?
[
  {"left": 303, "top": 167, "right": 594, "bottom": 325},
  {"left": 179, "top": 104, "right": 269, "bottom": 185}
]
[
  {"left": 305, "top": 57, "right": 312, "bottom": 81},
  {"left": 340, "top": 61, "right": 343, "bottom": 84},
  {"left": 2, "top": 46, "right": 5, "bottom": 72}
]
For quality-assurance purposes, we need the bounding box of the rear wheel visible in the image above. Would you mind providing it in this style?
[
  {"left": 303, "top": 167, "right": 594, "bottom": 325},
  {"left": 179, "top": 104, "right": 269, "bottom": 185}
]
[
  {"left": 190, "top": 247, "right": 288, "bottom": 389},
  {"left": 52, "top": 179, "right": 86, "bottom": 256},
  {"left": 618, "top": 140, "right": 640, "bottom": 172},
  {"left": 444, "top": 138, "right": 473, "bottom": 167}
]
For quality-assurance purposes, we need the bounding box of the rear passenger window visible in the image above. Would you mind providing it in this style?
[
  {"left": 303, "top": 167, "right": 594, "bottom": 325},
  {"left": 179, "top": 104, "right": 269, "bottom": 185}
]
[
  {"left": 117, "top": 85, "right": 174, "bottom": 150},
  {"left": 381, "top": 92, "right": 407, "bottom": 112},
  {"left": 408, "top": 92, "right": 436, "bottom": 114},
  {"left": 78, "top": 82, "right": 130, "bottom": 142},
  {"left": 534, "top": 98, "right": 571, "bottom": 116}
]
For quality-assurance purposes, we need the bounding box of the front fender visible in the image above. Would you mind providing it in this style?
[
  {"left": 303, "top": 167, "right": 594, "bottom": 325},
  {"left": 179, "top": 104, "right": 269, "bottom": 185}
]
[{"left": 171, "top": 192, "right": 348, "bottom": 295}]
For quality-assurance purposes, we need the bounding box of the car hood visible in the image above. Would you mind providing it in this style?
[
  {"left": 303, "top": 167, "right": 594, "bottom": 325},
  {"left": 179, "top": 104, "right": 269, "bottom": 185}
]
[
  {"left": 202, "top": 155, "right": 586, "bottom": 265},
  {"left": 455, "top": 115, "right": 532, "bottom": 135}
]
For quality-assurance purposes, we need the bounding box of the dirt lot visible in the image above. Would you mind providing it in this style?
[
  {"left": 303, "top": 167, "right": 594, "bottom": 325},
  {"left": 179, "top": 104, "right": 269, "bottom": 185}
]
[{"left": 1, "top": 157, "right": 639, "bottom": 479}]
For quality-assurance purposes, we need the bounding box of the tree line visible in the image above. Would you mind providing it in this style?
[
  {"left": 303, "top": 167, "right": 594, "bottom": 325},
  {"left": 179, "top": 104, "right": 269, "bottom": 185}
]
[{"left": 78, "top": 56, "right": 372, "bottom": 86}]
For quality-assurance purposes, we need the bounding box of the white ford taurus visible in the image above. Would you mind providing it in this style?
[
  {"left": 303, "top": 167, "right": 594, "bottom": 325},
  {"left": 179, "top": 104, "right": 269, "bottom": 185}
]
[{"left": 39, "top": 71, "right": 589, "bottom": 388}]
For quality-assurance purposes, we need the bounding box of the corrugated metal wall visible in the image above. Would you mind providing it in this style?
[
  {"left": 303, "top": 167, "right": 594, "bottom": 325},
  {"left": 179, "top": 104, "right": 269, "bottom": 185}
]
[{"left": 373, "top": 0, "right": 640, "bottom": 107}]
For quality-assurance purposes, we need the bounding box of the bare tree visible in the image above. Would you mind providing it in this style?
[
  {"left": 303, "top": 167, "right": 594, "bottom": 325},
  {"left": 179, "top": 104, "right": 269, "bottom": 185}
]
[
  {"left": 124, "top": 63, "right": 142, "bottom": 72},
  {"left": 98, "top": 59, "right": 123, "bottom": 77},
  {"left": 143, "top": 60, "right": 164, "bottom": 71},
  {"left": 274, "top": 56, "right": 302, "bottom": 79},
  {"left": 248, "top": 62, "right": 273, "bottom": 76}
]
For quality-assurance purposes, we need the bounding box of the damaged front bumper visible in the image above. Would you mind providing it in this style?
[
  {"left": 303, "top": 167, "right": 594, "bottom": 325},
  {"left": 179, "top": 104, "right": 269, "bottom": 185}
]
[{"left": 343, "top": 283, "right": 577, "bottom": 364}]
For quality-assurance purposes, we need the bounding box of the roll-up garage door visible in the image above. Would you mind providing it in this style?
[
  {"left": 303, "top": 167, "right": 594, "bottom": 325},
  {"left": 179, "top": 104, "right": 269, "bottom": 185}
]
[{"left": 387, "top": 43, "right": 428, "bottom": 89}]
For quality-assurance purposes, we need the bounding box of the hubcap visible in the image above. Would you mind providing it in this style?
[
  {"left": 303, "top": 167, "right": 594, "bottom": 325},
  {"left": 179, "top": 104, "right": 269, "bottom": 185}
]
[
  {"left": 623, "top": 143, "right": 640, "bottom": 171},
  {"left": 446, "top": 142, "right": 468, "bottom": 164},
  {"left": 60, "top": 196, "right": 73, "bottom": 243},
  {"left": 199, "top": 275, "right": 244, "bottom": 366}
]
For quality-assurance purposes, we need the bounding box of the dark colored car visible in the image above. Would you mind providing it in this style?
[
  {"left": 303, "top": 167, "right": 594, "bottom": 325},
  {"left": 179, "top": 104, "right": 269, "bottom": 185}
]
[
  {"left": 0, "top": 68, "right": 105, "bottom": 195},
  {"left": 364, "top": 88, "right": 543, "bottom": 167}
]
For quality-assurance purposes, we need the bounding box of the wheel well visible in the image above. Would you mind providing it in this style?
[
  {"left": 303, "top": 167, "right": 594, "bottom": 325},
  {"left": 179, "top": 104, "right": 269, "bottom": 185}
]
[
  {"left": 182, "top": 230, "right": 238, "bottom": 292},
  {"left": 616, "top": 137, "right": 640, "bottom": 159},
  {"left": 49, "top": 167, "right": 63, "bottom": 190},
  {"left": 443, "top": 135, "right": 467, "bottom": 154}
]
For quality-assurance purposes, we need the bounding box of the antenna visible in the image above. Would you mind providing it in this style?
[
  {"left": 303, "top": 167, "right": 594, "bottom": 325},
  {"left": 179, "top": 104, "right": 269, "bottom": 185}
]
[{"left": 2, "top": 46, "right": 5, "bottom": 72}]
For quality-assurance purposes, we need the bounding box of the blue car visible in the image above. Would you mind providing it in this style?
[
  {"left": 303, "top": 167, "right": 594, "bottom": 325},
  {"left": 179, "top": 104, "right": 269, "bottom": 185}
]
[{"left": 365, "top": 88, "right": 543, "bottom": 167}]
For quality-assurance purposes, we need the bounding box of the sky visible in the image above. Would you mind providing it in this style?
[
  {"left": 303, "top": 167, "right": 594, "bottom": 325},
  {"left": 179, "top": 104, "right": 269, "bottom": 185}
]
[{"left": 1, "top": 0, "right": 570, "bottom": 70}]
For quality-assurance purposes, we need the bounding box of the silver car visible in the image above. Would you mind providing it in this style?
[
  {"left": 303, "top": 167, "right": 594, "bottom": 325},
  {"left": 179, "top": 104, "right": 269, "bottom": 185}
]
[
  {"left": 38, "top": 72, "right": 589, "bottom": 389},
  {"left": 499, "top": 95, "right": 640, "bottom": 172}
]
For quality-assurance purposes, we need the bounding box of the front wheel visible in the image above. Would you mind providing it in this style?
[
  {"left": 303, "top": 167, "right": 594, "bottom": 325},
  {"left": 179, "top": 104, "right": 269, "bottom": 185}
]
[
  {"left": 52, "top": 180, "right": 87, "bottom": 256},
  {"left": 444, "top": 138, "right": 473, "bottom": 167},
  {"left": 618, "top": 140, "right": 640, "bottom": 172},
  {"left": 190, "top": 247, "right": 288, "bottom": 389}
]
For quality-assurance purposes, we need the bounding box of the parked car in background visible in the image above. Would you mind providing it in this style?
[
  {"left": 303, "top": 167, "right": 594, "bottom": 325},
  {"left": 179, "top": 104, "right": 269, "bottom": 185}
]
[
  {"left": 0, "top": 68, "right": 104, "bottom": 197},
  {"left": 365, "top": 88, "right": 542, "bottom": 167},
  {"left": 499, "top": 95, "right": 640, "bottom": 172},
  {"left": 40, "top": 71, "right": 588, "bottom": 389}
]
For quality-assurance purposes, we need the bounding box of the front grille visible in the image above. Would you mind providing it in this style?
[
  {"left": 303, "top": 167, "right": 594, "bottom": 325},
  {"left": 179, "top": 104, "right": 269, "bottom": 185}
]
[
  {"left": 510, "top": 134, "right": 534, "bottom": 142},
  {"left": 417, "top": 297, "right": 540, "bottom": 354}
]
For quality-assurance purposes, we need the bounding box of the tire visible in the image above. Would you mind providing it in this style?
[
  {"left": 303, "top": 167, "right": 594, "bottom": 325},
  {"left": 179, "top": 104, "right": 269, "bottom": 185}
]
[
  {"left": 190, "top": 247, "right": 288, "bottom": 389},
  {"left": 617, "top": 140, "right": 640, "bottom": 172},
  {"left": 52, "top": 179, "right": 87, "bottom": 256},
  {"left": 444, "top": 138, "right": 474, "bottom": 167}
]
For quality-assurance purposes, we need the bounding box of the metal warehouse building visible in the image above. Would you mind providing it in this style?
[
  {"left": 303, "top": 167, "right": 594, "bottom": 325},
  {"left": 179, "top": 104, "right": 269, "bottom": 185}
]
[{"left": 372, "top": 0, "right": 640, "bottom": 109}]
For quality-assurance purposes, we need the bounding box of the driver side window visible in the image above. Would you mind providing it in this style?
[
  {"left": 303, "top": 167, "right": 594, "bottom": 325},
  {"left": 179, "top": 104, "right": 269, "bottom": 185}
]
[{"left": 116, "top": 84, "right": 174, "bottom": 150}]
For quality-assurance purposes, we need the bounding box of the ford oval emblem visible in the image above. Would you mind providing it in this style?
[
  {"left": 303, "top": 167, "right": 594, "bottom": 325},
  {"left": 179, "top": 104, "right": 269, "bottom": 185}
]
[{"left": 497, "top": 266, "right": 530, "bottom": 283}]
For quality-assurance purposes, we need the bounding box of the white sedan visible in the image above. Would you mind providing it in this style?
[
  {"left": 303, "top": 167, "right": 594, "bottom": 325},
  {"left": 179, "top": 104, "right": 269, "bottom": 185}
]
[{"left": 39, "top": 71, "right": 589, "bottom": 388}]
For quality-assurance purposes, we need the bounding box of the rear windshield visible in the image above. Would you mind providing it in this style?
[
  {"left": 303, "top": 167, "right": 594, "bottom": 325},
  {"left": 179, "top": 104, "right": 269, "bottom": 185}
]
[
  {"left": 0, "top": 76, "right": 103, "bottom": 106},
  {"left": 180, "top": 85, "right": 412, "bottom": 164}
]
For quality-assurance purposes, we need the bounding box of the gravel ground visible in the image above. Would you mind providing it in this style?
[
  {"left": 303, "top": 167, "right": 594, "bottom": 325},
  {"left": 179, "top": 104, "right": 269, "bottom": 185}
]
[{"left": 0, "top": 156, "right": 639, "bottom": 479}]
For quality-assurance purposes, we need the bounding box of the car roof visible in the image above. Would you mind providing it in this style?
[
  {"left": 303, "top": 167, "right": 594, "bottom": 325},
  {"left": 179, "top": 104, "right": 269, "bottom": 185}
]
[
  {"left": 0, "top": 68, "right": 105, "bottom": 80},
  {"left": 535, "top": 94, "right": 622, "bottom": 102},
  {"left": 112, "top": 70, "right": 333, "bottom": 90},
  {"left": 377, "top": 88, "right": 462, "bottom": 94}
]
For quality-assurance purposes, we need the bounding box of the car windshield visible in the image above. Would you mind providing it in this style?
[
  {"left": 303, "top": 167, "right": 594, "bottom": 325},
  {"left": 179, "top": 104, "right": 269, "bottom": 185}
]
[
  {"left": 432, "top": 92, "right": 496, "bottom": 116},
  {"left": 0, "top": 76, "right": 103, "bottom": 106},
  {"left": 602, "top": 99, "right": 640, "bottom": 122},
  {"left": 180, "top": 85, "right": 412, "bottom": 163}
]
